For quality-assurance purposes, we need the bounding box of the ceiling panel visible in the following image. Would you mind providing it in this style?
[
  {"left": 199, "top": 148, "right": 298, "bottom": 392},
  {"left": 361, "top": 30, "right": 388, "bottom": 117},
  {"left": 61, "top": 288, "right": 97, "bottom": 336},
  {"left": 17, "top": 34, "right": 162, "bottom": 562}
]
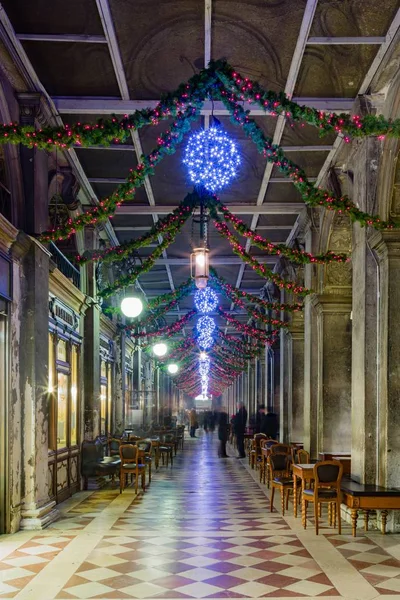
[
  {"left": 1, "top": 0, "right": 103, "bottom": 35},
  {"left": 20, "top": 41, "right": 119, "bottom": 96},
  {"left": 110, "top": 0, "right": 204, "bottom": 99},
  {"left": 310, "top": 0, "right": 399, "bottom": 37}
]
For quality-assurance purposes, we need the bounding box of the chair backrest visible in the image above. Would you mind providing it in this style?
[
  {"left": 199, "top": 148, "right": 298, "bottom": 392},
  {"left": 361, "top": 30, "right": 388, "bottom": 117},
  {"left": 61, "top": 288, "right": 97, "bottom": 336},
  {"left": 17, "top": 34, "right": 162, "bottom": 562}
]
[
  {"left": 109, "top": 438, "right": 121, "bottom": 453},
  {"left": 162, "top": 433, "right": 175, "bottom": 443},
  {"left": 137, "top": 440, "right": 152, "bottom": 453},
  {"left": 120, "top": 444, "right": 138, "bottom": 463},
  {"left": 270, "top": 443, "right": 291, "bottom": 455},
  {"left": 314, "top": 460, "right": 343, "bottom": 489},
  {"left": 265, "top": 439, "right": 279, "bottom": 449},
  {"left": 269, "top": 453, "right": 290, "bottom": 473},
  {"left": 253, "top": 433, "right": 267, "bottom": 448},
  {"left": 297, "top": 449, "right": 310, "bottom": 464}
]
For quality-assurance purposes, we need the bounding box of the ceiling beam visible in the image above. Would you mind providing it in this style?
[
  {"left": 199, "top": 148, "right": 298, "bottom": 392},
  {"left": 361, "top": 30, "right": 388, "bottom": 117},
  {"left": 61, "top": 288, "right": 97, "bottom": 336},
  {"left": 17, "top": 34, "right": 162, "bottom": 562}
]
[
  {"left": 95, "top": 0, "right": 181, "bottom": 315},
  {"left": 114, "top": 203, "right": 304, "bottom": 215},
  {"left": 307, "top": 36, "right": 385, "bottom": 45},
  {"left": 232, "top": 0, "right": 319, "bottom": 306},
  {"left": 113, "top": 224, "right": 293, "bottom": 231},
  {"left": 286, "top": 8, "right": 400, "bottom": 247},
  {"left": 153, "top": 257, "right": 277, "bottom": 265},
  {"left": 0, "top": 8, "right": 119, "bottom": 247},
  {"left": 76, "top": 143, "right": 332, "bottom": 153},
  {"left": 53, "top": 97, "right": 354, "bottom": 114},
  {"left": 88, "top": 176, "right": 317, "bottom": 184},
  {"left": 138, "top": 288, "right": 264, "bottom": 296},
  {"left": 16, "top": 33, "right": 108, "bottom": 43}
]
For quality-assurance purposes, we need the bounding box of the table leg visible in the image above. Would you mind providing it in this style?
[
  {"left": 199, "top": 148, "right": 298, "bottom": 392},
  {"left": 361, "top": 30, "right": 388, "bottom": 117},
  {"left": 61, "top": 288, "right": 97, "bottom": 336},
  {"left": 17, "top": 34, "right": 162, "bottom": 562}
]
[
  {"left": 351, "top": 509, "right": 358, "bottom": 537},
  {"left": 301, "top": 480, "right": 306, "bottom": 528},
  {"left": 293, "top": 476, "right": 297, "bottom": 518},
  {"left": 381, "top": 510, "right": 388, "bottom": 534},
  {"left": 364, "top": 510, "right": 370, "bottom": 532}
]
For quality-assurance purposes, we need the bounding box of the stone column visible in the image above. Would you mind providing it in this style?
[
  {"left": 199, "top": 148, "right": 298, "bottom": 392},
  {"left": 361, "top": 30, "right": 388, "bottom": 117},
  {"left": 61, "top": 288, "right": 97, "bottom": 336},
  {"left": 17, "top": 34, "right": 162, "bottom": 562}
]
[
  {"left": 17, "top": 94, "right": 50, "bottom": 235},
  {"left": 83, "top": 228, "right": 101, "bottom": 439},
  {"left": 114, "top": 333, "right": 125, "bottom": 434},
  {"left": 375, "top": 232, "right": 400, "bottom": 489},
  {"left": 289, "top": 313, "right": 305, "bottom": 444},
  {"left": 14, "top": 235, "right": 58, "bottom": 529},
  {"left": 304, "top": 294, "right": 352, "bottom": 457},
  {"left": 279, "top": 329, "right": 290, "bottom": 443}
]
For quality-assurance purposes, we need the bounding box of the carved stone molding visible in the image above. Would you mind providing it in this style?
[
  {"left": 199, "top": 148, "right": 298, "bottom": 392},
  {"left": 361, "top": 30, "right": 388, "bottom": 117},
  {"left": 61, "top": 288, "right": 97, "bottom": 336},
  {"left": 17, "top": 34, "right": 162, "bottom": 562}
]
[
  {"left": 0, "top": 211, "right": 17, "bottom": 253},
  {"left": 17, "top": 92, "right": 53, "bottom": 128}
]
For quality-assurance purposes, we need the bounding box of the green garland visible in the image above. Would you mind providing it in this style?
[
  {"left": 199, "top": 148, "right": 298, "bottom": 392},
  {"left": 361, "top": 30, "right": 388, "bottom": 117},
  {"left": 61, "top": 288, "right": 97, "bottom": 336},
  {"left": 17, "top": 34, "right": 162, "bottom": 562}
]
[
  {"left": 212, "top": 215, "right": 311, "bottom": 296},
  {"left": 217, "top": 307, "right": 280, "bottom": 341},
  {"left": 216, "top": 203, "right": 349, "bottom": 265},
  {"left": 99, "top": 233, "right": 175, "bottom": 299},
  {"left": 213, "top": 60, "right": 400, "bottom": 139},
  {"left": 40, "top": 106, "right": 203, "bottom": 241},
  {"left": 215, "top": 85, "right": 392, "bottom": 230},
  {"left": 76, "top": 199, "right": 196, "bottom": 265},
  {"left": 126, "top": 309, "right": 197, "bottom": 337},
  {"left": 209, "top": 270, "right": 303, "bottom": 313},
  {"left": 0, "top": 60, "right": 393, "bottom": 244}
]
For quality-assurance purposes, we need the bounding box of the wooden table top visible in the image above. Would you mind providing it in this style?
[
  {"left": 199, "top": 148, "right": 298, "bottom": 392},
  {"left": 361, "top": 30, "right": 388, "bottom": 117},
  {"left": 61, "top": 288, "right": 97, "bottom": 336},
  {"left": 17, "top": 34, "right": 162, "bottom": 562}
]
[{"left": 292, "top": 463, "right": 315, "bottom": 476}]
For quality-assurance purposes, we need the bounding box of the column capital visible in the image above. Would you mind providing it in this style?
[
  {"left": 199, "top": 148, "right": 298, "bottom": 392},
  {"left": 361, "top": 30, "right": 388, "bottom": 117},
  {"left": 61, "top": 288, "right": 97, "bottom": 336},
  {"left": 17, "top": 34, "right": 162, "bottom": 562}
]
[
  {"left": 17, "top": 92, "right": 53, "bottom": 127},
  {"left": 310, "top": 293, "right": 352, "bottom": 313}
]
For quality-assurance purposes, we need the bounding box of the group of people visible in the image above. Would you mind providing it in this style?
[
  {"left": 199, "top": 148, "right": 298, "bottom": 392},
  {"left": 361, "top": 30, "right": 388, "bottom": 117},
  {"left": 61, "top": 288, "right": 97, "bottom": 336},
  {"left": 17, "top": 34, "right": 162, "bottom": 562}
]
[{"left": 188, "top": 404, "right": 279, "bottom": 459}]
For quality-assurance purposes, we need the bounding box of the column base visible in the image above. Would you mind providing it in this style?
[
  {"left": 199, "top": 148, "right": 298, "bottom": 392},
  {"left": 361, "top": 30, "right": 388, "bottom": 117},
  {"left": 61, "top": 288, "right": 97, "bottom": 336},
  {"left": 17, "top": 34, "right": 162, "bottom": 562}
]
[{"left": 20, "top": 500, "right": 59, "bottom": 531}]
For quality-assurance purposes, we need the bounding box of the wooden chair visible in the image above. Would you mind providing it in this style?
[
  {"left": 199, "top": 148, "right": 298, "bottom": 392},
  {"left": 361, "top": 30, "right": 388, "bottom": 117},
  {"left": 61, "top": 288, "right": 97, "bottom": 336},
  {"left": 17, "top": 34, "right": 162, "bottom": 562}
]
[
  {"left": 270, "top": 443, "right": 292, "bottom": 456},
  {"left": 119, "top": 444, "right": 146, "bottom": 494},
  {"left": 250, "top": 433, "right": 267, "bottom": 469},
  {"left": 292, "top": 448, "right": 311, "bottom": 506},
  {"left": 159, "top": 433, "right": 175, "bottom": 467},
  {"left": 259, "top": 440, "right": 279, "bottom": 486},
  {"left": 108, "top": 438, "right": 121, "bottom": 457},
  {"left": 176, "top": 425, "right": 185, "bottom": 451},
  {"left": 137, "top": 440, "right": 153, "bottom": 483},
  {"left": 269, "top": 453, "right": 293, "bottom": 515},
  {"left": 303, "top": 460, "right": 343, "bottom": 535}
]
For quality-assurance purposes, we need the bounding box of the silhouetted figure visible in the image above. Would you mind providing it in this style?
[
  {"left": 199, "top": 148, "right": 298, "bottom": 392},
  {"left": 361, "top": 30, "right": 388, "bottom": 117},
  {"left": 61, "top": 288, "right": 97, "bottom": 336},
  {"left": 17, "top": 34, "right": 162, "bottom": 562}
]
[
  {"left": 218, "top": 409, "right": 229, "bottom": 457},
  {"left": 261, "top": 409, "right": 279, "bottom": 439},
  {"left": 234, "top": 402, "right": 247, "bottom": 458}
]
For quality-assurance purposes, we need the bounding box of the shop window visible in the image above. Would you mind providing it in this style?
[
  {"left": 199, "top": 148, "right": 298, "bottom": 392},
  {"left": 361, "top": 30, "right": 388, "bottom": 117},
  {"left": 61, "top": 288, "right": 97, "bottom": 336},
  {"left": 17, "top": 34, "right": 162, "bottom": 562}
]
[
  {"left": 48, "top": 333, "right": 80, "bottom": 450},
  {"left": 100, "top": 360, "right": 113, "bottom": 435}
]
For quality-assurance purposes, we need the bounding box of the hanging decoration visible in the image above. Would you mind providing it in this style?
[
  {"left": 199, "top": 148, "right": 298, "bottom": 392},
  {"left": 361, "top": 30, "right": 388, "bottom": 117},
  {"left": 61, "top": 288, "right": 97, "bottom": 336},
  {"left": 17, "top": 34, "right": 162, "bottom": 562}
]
[
  {"left": 196, "top": 315, "right": 216, "bottom": 351},
  {"left": 194, "top": 287, "right": 218, "bottom": 314},
  {"left": 183, "top": 124, "right": 241, "bottom": 192},
  {"left": 127, "top": 309, "right": 196, "bottom": 337},
  {"left": 213, "top": 216, "right": 310, "bottom": 295},
  {"left": 209, "top": 269, "right": 303, "bottom": 313},
  {"left": 216, "top": 203, "right": 349, "bottom": 265}
]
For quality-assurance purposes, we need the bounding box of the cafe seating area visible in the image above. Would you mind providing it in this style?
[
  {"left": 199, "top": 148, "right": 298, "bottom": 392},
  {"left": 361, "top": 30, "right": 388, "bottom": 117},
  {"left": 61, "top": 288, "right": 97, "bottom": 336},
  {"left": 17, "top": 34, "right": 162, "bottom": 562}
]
[{"left": 238, "top": 431, "right": 400, "bottom": 537}]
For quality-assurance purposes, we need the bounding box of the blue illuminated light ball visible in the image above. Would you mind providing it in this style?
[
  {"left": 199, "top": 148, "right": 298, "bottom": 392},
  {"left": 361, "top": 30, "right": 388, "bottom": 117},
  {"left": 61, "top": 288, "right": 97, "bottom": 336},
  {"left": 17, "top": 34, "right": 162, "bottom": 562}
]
[
  {"left": 194, "top": 287, "right": 218, "bottom": 314},
  {"left": 183, "top": 126, "right": 241, "bottom": 192},
  {"left": 196, "top": 315, "right": 216, "bottom": 351}
]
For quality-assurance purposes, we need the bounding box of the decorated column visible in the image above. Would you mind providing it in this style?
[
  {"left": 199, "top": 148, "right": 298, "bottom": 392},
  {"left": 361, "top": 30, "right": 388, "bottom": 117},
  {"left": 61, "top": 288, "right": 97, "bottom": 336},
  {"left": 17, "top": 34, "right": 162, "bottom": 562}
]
[
  {"left": 14, "top": 235, "right": 58, "bottom": 529},
  {"left": 83, "top": 227, "right": 101, "bottom": 439}
]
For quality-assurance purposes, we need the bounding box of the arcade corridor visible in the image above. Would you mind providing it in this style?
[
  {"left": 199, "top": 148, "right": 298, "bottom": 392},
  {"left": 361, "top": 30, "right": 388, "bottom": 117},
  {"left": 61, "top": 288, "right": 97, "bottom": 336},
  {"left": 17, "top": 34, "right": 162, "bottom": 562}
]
[{"left": 0, "top": 435, "right": 400, "bottom": 599}]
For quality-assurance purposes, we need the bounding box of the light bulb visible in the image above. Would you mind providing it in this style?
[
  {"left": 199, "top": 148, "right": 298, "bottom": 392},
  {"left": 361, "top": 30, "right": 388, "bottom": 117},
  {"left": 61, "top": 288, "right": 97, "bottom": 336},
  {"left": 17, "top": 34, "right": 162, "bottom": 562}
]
[
  {"left": 195, "top": 252, "right": 206, "bottom": 267},
  {"left": 153, "top": 343, "right": 168, "bottom": 357},
  {"left": 167, "top": 363, "right": 179, "bottom": 374},
  {"left": 200, "top": 351, "right": 207, "bottom": 360},
  {"left": 121, "top": 297, "right": 143, "bottom": 318}
]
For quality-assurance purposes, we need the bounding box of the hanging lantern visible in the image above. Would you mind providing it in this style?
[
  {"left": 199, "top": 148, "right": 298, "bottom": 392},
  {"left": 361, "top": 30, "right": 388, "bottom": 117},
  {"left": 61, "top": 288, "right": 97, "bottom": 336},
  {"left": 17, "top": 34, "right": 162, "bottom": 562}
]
[
  {"left": 153, "top": 342, "right": 168, "bottom": 357},
  {"left": 191, "top": 247, "right": 209, "bottom": 289},
  {"left": 121, "top": 296, "right": 143, "bottom": 318}
]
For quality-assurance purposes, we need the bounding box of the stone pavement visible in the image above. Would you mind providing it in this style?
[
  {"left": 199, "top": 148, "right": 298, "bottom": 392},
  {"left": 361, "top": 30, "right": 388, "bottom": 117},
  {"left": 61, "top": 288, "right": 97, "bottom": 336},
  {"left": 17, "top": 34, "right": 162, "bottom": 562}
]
[{"left": 0, "top": 432, "right": 400, "bottom": 599}]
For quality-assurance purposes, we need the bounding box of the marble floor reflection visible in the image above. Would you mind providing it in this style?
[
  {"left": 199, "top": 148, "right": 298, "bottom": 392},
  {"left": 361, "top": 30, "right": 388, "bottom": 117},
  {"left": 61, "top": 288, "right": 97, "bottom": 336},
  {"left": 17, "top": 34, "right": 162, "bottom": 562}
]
[{"left": 0, "top": 432, "right": 400, "bottom": 599}]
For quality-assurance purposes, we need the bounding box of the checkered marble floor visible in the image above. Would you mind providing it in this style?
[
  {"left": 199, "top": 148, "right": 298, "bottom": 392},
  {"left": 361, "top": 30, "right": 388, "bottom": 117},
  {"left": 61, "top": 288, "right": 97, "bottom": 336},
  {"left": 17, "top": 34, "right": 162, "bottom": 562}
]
[{"left": 1, "top": 433, "right": 400, "bottom": 599}]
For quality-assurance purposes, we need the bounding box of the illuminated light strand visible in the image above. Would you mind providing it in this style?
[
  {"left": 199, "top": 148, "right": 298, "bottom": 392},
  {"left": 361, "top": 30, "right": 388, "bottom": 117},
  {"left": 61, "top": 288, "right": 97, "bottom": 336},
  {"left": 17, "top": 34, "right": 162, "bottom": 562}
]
[
  {"left": 194, "top": 287, "right": 218, "bottom": 313},
  {"left": 213, "top": 217, "right": 311, "bottom": 296},
  {"left": 183, "top": 126, "right": 241, "bottom": 192}
]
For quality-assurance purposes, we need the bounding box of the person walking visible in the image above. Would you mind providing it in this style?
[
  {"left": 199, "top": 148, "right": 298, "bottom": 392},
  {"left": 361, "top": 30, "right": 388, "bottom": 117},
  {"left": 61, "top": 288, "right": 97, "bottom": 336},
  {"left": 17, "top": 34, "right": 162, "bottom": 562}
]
[
  {"left": 234, "top": 402, "right": 247, "bottom": 459},
  {"left": 217, "top": 409, "right": 229, "bottom": 458},
  {"left": 189, "top": 408, "right": 198, "bottom": 438},
  {"left": 260, "top": 408, "right": 279, "bottom": 439}
]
